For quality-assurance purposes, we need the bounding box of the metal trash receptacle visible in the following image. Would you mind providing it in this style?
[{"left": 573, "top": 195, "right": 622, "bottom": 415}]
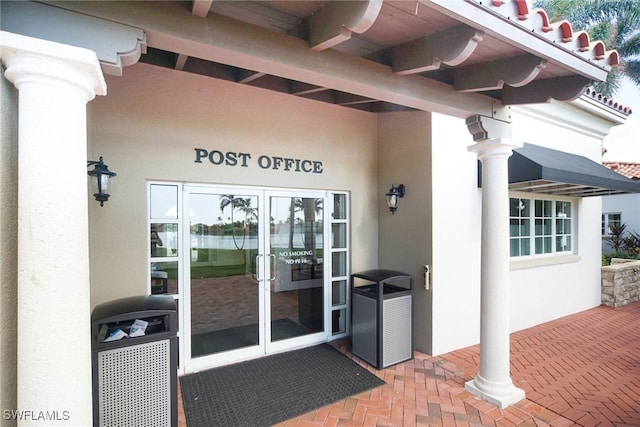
[
  {"left": 351, "top": 269, "right": 413, "bottom": 369},
  {"left": 91, "top": 295, "right": 178, "bottom": 427}
]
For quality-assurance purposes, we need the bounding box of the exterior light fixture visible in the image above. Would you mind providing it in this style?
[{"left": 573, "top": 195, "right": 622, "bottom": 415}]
[
  {"left": 386, "top": 184, "right": 405, "bottom": 214},
  {"left": 87, "top": 157, "right": 116, "bottom": 207}
]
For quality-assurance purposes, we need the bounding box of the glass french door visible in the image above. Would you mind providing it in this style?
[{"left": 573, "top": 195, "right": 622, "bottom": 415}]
[
  {"left": 267, "top": 193, "right": 326, "bottom": 353},
  {"left": 183, "top": 186, "right": 327, "bottom": 371}
]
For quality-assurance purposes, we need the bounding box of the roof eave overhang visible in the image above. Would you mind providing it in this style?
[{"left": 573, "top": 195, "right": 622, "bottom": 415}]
[
  {"left": 572, "top": 96, "right": 629, "bottom": 125},
  {"left": 8, "top": 0, "right": 617, "bottom": 113},
  {"left": 424, "top": 0, "right": 611, "bottom": 82}
]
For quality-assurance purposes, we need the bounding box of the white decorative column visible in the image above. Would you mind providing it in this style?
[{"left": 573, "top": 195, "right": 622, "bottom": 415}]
[
  {"left": 1, "top": 32, "right": 106, "bottom": 425},
  {"left": 465, "top": 115, "right": 525, "bottom": 408}
]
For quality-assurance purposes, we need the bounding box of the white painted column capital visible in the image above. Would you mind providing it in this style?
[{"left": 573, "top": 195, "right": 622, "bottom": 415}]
[
  {"left": 1, "top": 31, "right": 105, "bottom": 426},
  {"left": 1, "top": 31, "right": 107, "bottom": 98},
  {"left": 464, "top": 115, "right": 525, "bottom": 408},
  {"left": 468, "top": 137, "right": 522, "bottom": 160}
]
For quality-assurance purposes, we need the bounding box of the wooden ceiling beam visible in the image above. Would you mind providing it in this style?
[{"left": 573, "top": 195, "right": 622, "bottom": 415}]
[
  {"left": 335, "top": 92, "right": 377, "bottom": 106},
  {"left": 191, "top": 0, "right": 213, "bottom": 18},
  {"left": 309, "top": 0, "right": 382, "bottom": 51},
  {"left": 501, "top": 75, "right": 591, "bottom": 105},
  {"left": 236, "top": 69, "right": 266, "bottom": 84},
  {"left": 392, "top": 25, "right": 483, "bottom": 76},
  {"left": 290, "top": 82, "right": 330, "bottom": 96},
  {"left": 175, "top": 53, "right": 188, "bottom": 70},
  {"left": 454, "top": 54, "right": 546, "bottom": 93}
]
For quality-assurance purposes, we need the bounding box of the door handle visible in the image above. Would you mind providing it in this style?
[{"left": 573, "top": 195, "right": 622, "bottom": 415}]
[
  {"left": 254, "top": 255, "right": 264, "bottom": 282},
  {"left": 268, "top": 254, "right": 276, "bottom": 282}
]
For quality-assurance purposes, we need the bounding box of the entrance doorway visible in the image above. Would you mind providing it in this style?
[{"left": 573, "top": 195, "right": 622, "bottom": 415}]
[{"left": 182, "top": 186, "right": 329, "bottom": 372}]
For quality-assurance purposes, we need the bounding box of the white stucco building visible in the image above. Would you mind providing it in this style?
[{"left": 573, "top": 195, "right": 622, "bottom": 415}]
[{"left": 2, "top": 1, "right": 639, "bottom": 425}]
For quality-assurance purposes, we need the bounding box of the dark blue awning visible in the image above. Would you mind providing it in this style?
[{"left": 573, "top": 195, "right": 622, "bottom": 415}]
[{"left": 508, "top": 144, "right": 640, "bottom": 197}]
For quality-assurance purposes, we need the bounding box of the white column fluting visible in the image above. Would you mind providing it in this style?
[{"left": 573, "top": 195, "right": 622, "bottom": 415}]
[
  {"left": 465, "top": 116, "right": 525, "bottom": 408},
  {"left": 1, "top": 31, "right": 106, "bottom": 426}
]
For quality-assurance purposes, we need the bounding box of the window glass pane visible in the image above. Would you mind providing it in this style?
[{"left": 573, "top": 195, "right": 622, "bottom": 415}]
[
  {"left": 510, "top": 239, "right": 519, "bottom": 257},
  {"left": 151, "top": 223, "right": 178, "bottom": 257},
  {"left": 556, "top": 235, "right": 572, "bottom": 252},
  {"left": 535, "top": 219, "right": 543, "bottom": 235},
  {"left": 510, "top": 198, "right": 529, "bottom": 217},
  {"left": 332, "top": 223, "right": 347, "bottom": 248},
  {"left": 510, "top": 219, "right": 520, "bottom": 237},
  {"left": 332, "top": 280, "right": 347, "bottom": 306},
  {"left": 332, "top": 308, "right": 346, "bottom": 335},
  {"left": 556, "top": 201, "right": 571, "bottom": 218},
  {"left": 150, "top": 261, "right": 178, "bottom": 295},
  {"left": 333, "top": 194, "right": 347, "bottom": 220},
  {"left": 150, "top": 184, "right": 178, "bottom": 219},
  {"left": 520, "top": 239, "right": 530, "bottom": 256},
  {"left": 332, "top": 252, "right": 347, "bottom": 277},
  {"left": 510, "top": 198, "right": 520, "bottom": 217},
  {"left": 535, "top": 200, "right": 542, "bottom": 217},
  {"left": 521, "top": 219, "right": 530, "bottom": 236},
  {"left": 522, "top": 199, "right": 530, "bottom": 216}
]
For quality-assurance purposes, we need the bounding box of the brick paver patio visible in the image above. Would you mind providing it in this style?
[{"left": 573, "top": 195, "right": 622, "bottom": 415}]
[{"left": 178, "top": 302, "right": 640, "bottom": 426}]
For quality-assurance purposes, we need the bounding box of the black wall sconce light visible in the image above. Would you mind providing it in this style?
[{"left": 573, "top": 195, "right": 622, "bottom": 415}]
[
  {"left": 386, "top": 184, "right": 405, "bottom": 214},
  {"left": 87, "top": 157, "right": 116, "bottom": 207}
]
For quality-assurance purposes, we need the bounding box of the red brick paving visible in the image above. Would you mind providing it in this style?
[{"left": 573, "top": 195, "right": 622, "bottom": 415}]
[{"left": 179, "top": 303, "right": 640, "bottom": 426}]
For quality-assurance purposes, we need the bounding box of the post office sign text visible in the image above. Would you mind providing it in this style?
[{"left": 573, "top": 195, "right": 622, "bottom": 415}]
[{"left": 194, "top": 148, "right": 323, "bottom": 174}]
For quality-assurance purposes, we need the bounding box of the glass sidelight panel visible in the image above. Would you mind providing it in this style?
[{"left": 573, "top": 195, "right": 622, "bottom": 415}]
[
  {"left": 151, "top": 223, "right": 178, "bottom": 258},
  {"left": 269, "top": 196, "right": 325, "bottom": 342},
  {"left": 150, "top": 184, "right": 178, "bottom": 220},
  {"left": 188, "top": 193, "right": 260, "bottom": 358},
  {"left": 151, "top": 261, "right": 178, "bottom": 295}
]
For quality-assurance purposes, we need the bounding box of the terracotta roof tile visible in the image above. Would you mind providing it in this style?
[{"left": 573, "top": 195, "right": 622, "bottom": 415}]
[
  {"left": 585, "top": 88, "right": 633, "bottom": 116},
  {"left": 478, "top": 0, "right": 620, "bottom": 70},
  {"left": 604, "top": 162, "right": 640, "bottom": 180}
]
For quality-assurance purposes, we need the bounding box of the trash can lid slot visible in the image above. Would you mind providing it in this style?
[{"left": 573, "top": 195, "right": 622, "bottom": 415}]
[
  {"left": 92, "top": 295, "right": 176, "bottom": 321},
  {"left": 351, "top": 269, "right": 412, "bottom": 282}
]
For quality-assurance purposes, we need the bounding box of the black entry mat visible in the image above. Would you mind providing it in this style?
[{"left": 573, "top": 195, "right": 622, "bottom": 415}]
[{"left": 180, "top": 344, "right": 385, "bottom": 426}]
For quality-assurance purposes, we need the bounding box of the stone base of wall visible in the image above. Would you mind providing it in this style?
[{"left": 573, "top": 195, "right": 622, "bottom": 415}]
[{"left": 601, "top": 258, "right": 640, "bottom": 307}]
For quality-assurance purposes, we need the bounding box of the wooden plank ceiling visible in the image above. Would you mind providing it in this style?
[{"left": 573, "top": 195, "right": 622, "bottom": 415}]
[{"left": 131, "top": 1, "right": 620, "bottom": 112}]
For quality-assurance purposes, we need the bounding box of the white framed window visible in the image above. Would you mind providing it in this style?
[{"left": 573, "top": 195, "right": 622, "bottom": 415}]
[
  {"left": 148, "top": 182, "right": 183, "bottom": 296},
  {"left": 602, "top": 213, "right": 621, "bottom": 236},
  {"left": 510, "top": 196, "right": 573, "bottom": 258}
]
